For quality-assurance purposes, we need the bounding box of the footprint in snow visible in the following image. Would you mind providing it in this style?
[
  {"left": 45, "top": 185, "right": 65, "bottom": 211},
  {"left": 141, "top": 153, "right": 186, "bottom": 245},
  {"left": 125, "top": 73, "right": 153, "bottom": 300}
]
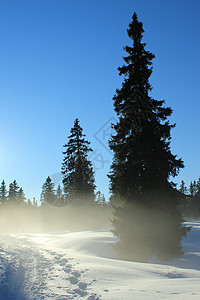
[
  {"left": 71, "top": 270, "right": 81, "bottom": 277},
  {"left": 69, "top": 276, "right": 79, "bottom": 284},
  {"left": 63, "top": 265, "right": 73, "bottom": 273},
  {"left": 78, "top": 282, "right": 88, "bottom": 290},
  {"left": 73, "top": 288, "right": 88, "bottom": 297}
]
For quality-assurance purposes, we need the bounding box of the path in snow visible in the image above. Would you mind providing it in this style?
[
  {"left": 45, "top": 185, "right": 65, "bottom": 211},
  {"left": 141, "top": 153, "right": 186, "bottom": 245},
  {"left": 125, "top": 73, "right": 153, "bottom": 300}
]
[{"left": 0, "top": 236, "right": 100, "bottom": 299}]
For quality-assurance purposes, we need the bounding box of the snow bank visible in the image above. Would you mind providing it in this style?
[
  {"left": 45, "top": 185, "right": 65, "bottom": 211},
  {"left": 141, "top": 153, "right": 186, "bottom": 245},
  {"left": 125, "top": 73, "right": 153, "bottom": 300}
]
[{"left": 0, "top": 222, "right": 200, "bottom": 299}]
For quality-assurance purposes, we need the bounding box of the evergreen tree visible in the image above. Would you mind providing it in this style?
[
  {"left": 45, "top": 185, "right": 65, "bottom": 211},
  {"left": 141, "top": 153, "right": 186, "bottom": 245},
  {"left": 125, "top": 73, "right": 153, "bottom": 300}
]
[
  {"left": 40, "top": 176, "right": 56, "bottom": 206},
  {"left": 196, "top": 177, "right": 200, "bottom": 196},
  {"left": 27, "top": 198, "right": 32, "bottom": 206},
  {"left": 56, "top": 184, "right": 65, "bottom": 206},
  {"left": 179, "top": 180, "right": 187, "bottom": 194},
  {"left": 18, "top": 187, "right": 27, "bottom": 204},
  {"left": 193, "top": 180, "right": 197, "bottom": 196},
  {"left": 96, "top": 191, "right": 107, "bottom": 206},
  {"left": 108, "top": 12, "right": 188, "bottom": 261},
  {"left": 8, "top": 180, "right": 20, "bottom": 203},
  {"left": 178, "top": 180, "right": 188, "bottom": 214},
  {"left": 62, "top": 119, "right": 96, "bottom": 204},
  {"left": 189, "top": 178, "right": 200, "bottom": 218},
  {"left": 0, "top": 180, "right": 7, "bottom": 205},
  {"left": 189, "top": 181, "right": 195, "bottom": 196},
  {"left": 33, "top": 197, "right": 37, "bottom": 207},
  {"left": 195, "top": 178, "right": 200, "bottom": 216}
]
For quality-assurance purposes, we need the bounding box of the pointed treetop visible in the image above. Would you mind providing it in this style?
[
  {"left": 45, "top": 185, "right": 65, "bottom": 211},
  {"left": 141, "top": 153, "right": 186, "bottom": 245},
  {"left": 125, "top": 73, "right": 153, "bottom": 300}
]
[{"left": 127, "top": 12, "right": 144, "bottom": 40}]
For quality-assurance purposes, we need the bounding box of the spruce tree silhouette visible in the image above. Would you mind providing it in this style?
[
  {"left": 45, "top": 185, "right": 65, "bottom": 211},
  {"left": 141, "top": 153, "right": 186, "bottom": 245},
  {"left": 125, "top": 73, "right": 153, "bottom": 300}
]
[
  {"left": 108, "top": 12, "right": 188, "bottom": 261},
  {"left": 0, "top": 180, "right": 7, "bottom": 205},
  {"left": 41, "top": 176, "right": 56, "bottom": 206},
  {"left": 62, "top": 119, "right": 96, "bottom": 204}
]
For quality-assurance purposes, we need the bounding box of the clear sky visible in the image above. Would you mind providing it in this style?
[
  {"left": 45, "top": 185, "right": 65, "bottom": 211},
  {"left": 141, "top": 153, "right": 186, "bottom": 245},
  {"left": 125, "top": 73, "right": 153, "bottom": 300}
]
[{"left": 0, "top": 0, "right": 200, "bottom": 202}]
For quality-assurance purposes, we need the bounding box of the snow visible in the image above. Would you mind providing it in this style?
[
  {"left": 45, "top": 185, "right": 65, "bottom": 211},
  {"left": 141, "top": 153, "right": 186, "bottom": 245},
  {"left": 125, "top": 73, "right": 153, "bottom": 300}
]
[{"left": 0, "top": 222, "right": 200, "bottom": 299}]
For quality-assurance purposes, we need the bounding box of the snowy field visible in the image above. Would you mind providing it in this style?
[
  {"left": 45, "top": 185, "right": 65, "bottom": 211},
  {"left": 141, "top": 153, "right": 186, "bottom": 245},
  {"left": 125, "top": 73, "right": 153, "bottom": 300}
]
[{"left": 0, "top": 222, "right": 200, "bottom": 299}]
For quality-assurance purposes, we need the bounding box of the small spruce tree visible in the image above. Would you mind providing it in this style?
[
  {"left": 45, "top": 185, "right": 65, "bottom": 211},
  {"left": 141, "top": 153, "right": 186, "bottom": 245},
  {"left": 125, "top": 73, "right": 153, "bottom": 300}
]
[
  {"left": 178, "top": 180, "right": 188, "bottom": 214},
  {"left": 96, "top": 191, "right": 107, "bottom": 206},
  {"left": 189, "top": 179, "right": 200, "bottom": 218},
  {"left": 189, "top": 181, "right": 195, "bottom": 196},
  {"left": 18, "top": 187, "right": 27, "bottom": 204},
  {"left": 33, "top": 197, "right": 37, "bottom": 207},
  {"left": 196, "top": 177, "right": 200, "bottom": 196},
  {"left": 56, "top": 184, "right": 65, "bottom": 206},
  {"left": 0, "top": 180, "right": 7, "bottom": 205},
  {"left": 41, "top": 176, "right": 56, "bottom": 206},
  {"left": 179, "top": 180, "right": 187, "bottom": 194}
]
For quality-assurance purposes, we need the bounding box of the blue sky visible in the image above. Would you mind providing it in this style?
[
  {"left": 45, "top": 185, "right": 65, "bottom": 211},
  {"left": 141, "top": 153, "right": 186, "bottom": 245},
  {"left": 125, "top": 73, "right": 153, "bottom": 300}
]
[{"left": 0, "top": 0, "right": 200, "bottom": 202}]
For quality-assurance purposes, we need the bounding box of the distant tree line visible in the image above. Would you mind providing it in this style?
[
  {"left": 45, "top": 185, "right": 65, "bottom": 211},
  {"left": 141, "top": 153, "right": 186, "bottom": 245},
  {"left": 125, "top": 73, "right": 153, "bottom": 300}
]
[
  {"left": 0, "top": 178, "right": 108, "bottom": 209},
  {"left": 0, "top": 179, "right": 35, "bottom": 206},
  {"left": 179, "top": 179, "right": 200, "bottom": 219},
  {"left": 1, "top": 176, "right": 199, "bottom": 221}
]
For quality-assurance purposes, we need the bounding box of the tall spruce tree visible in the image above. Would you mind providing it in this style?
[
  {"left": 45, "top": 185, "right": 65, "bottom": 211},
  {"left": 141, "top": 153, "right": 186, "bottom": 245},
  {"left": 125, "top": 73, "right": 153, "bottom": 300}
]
[
  {"left": 108, "top": 12, "right": 188, "bottom": 261},
  {"left": 62, "top": 119, "right": 96, "bottom": 204},
  {"left": 40, "top": 176, "right": 56, "bottom": 206},
  {"left": 0, "top": 180, "right": 7, "bottom": 205}
]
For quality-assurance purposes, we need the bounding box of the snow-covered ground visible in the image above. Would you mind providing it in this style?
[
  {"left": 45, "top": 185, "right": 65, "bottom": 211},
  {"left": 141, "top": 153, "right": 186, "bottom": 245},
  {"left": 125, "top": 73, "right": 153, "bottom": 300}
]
[{"left": 0, "top": 222, "right": 200, "bottom": 299}]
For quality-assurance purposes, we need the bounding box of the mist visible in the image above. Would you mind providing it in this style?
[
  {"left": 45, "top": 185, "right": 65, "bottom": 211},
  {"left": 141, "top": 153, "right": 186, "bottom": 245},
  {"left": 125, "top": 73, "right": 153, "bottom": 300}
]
[{"left": 0, "top": 200, "right": 113, "bottom": 234}]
